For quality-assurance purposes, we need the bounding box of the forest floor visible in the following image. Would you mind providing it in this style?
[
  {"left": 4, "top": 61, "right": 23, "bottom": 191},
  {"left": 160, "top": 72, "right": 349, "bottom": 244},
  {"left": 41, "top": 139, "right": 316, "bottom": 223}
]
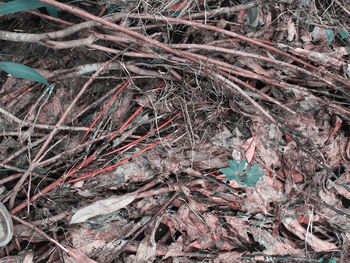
[{"left": 0, "top": 0, "right": 350, "bottom": 262}]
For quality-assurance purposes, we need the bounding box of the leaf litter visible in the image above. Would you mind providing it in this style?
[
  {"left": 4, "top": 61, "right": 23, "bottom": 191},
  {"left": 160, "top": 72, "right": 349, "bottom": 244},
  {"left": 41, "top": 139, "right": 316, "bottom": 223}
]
[{"left": 0, "top": 0, "right": 349, "bottom": 262}]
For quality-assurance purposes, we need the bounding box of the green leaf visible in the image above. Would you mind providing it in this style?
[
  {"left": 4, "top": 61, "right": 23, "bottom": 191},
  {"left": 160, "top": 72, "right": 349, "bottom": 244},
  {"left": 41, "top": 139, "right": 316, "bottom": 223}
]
[
  {"left": 347, "top": 46, "right": 350, "bottom": 54},
  {"left": 0, "top": 62, "right": 50, "bottom": 88},
  {"left": 0, "top": 0, "right": 57, "bottom": 16},
  {"left": 326, "top": 29, "right": 334, "bottom": 45},
  {"left": 339, "top": 29, "right": 349, "bottom": 40}
]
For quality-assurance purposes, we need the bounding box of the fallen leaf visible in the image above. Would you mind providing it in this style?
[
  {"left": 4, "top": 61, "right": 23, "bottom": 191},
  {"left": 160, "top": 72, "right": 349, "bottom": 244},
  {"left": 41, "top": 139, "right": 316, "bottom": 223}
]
[
  {"left": 242, "top": 136, "right": 256, "bottom": 163},
  {"left": 326, "top": 115, "right": 342, "bottom": 143},
  {"left": 70, "top": 192, "right": 137, "bottom": 224},
  {"left": 282, "top": 217, "right": 337, "bottom": 252},
  {"left": 287, "top": 18, "right": 296, "bottom": 41},
  {"left": 135, "top": 237, "right": 156, "bottom": 262}
]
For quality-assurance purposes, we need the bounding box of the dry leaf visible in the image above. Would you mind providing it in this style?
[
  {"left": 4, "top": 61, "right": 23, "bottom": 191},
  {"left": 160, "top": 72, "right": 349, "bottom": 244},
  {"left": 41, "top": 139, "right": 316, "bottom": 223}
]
[
  {"left": 282, "top": 217, "right": 337, "bottom": 252},
  {"left": 287, "top": 18, "right": 296, "bottom": 41},
  {"left": 70, "top": 192, "right": 137, "bottom": 224},
  {"left": 242, "top": 136, "right": 256, "bottom": 163},
  {"left": 135, "top": 238, "right": 156, "bottom": 262}
]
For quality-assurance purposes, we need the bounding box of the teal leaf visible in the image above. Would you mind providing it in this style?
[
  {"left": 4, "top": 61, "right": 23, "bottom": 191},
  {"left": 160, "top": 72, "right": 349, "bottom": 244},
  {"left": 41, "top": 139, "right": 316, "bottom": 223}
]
[
  {"left": 326, "top": 29, "right": 334, "bottom": 45},
  {"left": 250, "top": 163, "right": 260, "bottom": 174},
  {"left": 245, "top": 176, "right": 256, "bottom": 187},
  {"left": 328, "top": 258, "right": 336, "bottom": 263},
  {"left": 347, "top": 46, "right": 350, "bottom": 54},
  {"left": 247, "top": 6, "right": 258, "bottom": 28},
  {"left": 220, "top": 167, "right": 237, "bottom": 182},
  {"left": 237, "top": 158, "right": 246, "bottom": 172},
  {"left": 221, "top": 159, "right": 265, "bottom": 187},
  {"left": 45, "top": 5, "right": 58, "bottom": 18},
  {"left": 219, "top": 167, "right": 237, "bottom": 177},
  {"left": 0, "top": 0, "right": 57, "bottom": 16},
  {"left": 171, "top": 10, "right": 181, "bottom": 17},
  {"left": 339, "top": 29, "right": 349, "bottom": 40},
  {"left": 0, "top": 62, "right": 50, "bottom": 88},
  {"left": 250, "top": 164, "right": 265, "bottom": 179},
  {"left": 236, "top": 174, "right": 248, "bottom": 186},
  {"left": 227, "top": 159, "right": 238, "bottom": 171}
]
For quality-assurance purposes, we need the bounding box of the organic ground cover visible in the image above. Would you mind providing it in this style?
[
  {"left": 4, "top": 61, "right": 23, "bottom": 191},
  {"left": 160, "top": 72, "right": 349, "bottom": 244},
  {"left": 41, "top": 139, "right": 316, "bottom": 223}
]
[{"left": 0, "top": 0, "right": 349, "bottom": 262}]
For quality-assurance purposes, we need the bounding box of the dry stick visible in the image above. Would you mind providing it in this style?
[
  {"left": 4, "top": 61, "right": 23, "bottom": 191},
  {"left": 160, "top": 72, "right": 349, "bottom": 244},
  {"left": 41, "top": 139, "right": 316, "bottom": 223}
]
[
  {"left": 218, "top": 69, "right": 306, "bottom": 119},
  {"left": 22, "top": 1, "right": 330, "bottom": 91},
  {"left": 182, "top": 0, "right": 264, "bottom": 19},
  {"left": 10, "top": 155, "right": 95, "bottom": 215},
  {"left": 2, "top": 135, "right": 48, "bottom": 164},
  {"left": 90, "top": 32, "right": 350, "bottom": 118},
  {"left": 213, "top": 73, "right": 276, "bottom": 123},
  {"left": 11, "top": 215, "right": 96, "bottom": 263},
  {"left": 4, "top": 1, "right": 349, "bottom": 88},
  {"left": 70, "top": 44, "right": 350, "bottom": 118},
  {"left": 108, "top": 12, "right": 348, "bottom": 89},
  {"left": 0, "top": 107, "right": 89, "bottom": 131},
  {"left": 31, "top": 2, "right": 342, "bottom": 89},
  {"left": 108, "top": 81, "right": 165, "bottom": 142},
  {"left": 81, "top": 77, "right": 131, "bottom": 142},
  {"left": 160, "top": 15, "right": 349, "bottom": 88},
  {"left": 0, "top": 12, "right": 124, "bottom": 43},
  {"left": 0, "top": 173, "right": 23, "bottom": 185},
  {"left": 39, "top": 61, "right": 175, "bottom": 81},
  {"left": 8, "top": 57, "right": 117, "bottom": 211},
  {"left": 105, "top": 112, "right": 181, "bottom": 156},
  {"left": 173, "top": 43, "right": 336, "bottom": 88},
  {"left": 180, "top": 49, "right": 350, "bottom": 117},
  {"left": 10, "top": 111, "right": 170, "bottom": 213},
  {"left": 178, "top": 49, "right": 303, "bottom": 119},
  {"left": 35, "top": 0, "right": 200, "bottom": 66},
  {"left": 66, "top": 133, "right": 173, "bottom": 183},
  {"left": 35, "top": 119, "right": 150, "bottom": 169}
]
